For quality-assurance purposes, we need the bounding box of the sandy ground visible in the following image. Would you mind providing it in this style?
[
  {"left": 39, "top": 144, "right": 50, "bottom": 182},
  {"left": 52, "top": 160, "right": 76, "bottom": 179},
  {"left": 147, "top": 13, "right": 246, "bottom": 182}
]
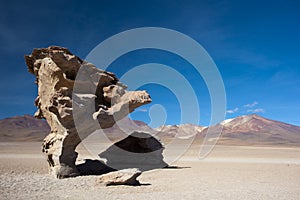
[{"left": 1, "top": 142, "right": 300, "bottom": 200}]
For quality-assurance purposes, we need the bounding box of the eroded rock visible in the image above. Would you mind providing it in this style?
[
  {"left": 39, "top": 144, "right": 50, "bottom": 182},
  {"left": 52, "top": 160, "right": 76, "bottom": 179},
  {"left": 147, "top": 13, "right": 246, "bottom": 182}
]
[
  {"left": 99, "top": 131, "right": 168, "bottom": 171},
  {"left": 95, "top": 168, "right": 141, "bottom": 186},
  {"left": 25, "top": 46, "right": 151, "bottom": 178}
]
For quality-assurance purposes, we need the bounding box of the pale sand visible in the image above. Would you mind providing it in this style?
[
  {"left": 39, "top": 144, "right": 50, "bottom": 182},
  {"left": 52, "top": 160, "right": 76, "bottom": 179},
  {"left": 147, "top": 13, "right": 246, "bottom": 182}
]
[{"left": 1, "top": 142, "right": 300, "bottom": 200}]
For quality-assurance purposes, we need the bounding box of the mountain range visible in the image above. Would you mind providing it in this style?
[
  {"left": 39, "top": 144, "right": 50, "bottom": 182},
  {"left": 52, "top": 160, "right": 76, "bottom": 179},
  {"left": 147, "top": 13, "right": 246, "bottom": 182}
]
[{"left": 0, "top": 114, "right": 299, "bottom": 146}]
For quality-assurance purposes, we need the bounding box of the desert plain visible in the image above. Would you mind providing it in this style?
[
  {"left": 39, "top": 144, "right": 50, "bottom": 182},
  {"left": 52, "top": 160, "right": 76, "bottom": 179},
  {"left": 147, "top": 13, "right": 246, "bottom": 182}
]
[{"left": 1, "top": 140, "right": 300, "bottom": 200}]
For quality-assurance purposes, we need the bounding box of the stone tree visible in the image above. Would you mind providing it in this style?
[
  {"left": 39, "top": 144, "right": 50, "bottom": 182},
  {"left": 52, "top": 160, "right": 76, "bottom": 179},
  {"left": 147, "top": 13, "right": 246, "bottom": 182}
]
[{"left": 25, "top": 46, "right": 151, "bottom": 178}]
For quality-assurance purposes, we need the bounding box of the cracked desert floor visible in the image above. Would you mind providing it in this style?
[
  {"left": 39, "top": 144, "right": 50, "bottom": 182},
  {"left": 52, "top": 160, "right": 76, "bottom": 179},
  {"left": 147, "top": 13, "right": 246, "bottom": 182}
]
[{"left": 1, "top": 141, "right": 300, "bottom": 200}]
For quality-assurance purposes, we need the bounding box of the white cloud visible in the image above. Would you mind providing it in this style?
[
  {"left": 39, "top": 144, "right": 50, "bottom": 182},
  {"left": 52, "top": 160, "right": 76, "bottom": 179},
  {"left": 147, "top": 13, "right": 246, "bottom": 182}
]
[
  {"left": 226, "top": 107, "right": 239, "bottom": 114},
  {"left": 244, "top": 101, "right": 258, "bottom": 108},
  {"left": 247, "top": 108, "right": 265, "bottom": 113}
]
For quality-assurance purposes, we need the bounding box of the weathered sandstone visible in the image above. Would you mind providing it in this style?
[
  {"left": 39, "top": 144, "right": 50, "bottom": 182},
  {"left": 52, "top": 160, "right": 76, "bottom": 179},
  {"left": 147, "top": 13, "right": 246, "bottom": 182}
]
[{"left": 25, "top": 46, "right": 151, "bottom": 178}]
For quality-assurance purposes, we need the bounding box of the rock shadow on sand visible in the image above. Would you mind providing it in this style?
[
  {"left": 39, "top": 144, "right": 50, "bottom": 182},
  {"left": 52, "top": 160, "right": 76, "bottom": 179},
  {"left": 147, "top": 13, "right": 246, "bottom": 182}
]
[{"left": 98, "top": 131, "right": 169, "bottom": 172}]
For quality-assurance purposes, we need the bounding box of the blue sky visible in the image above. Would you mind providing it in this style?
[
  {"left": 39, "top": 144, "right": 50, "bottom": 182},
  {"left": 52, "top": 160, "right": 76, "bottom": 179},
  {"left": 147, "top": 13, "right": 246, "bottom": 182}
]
[{"left": 0, "top": 0, "right": 299, "bottom": 126}]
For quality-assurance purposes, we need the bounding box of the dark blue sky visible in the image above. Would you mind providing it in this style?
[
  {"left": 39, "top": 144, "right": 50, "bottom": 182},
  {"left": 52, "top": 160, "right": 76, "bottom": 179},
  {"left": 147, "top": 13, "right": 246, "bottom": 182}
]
[{"left": 1, "top": 0, "right": 299, "bottom": 126}]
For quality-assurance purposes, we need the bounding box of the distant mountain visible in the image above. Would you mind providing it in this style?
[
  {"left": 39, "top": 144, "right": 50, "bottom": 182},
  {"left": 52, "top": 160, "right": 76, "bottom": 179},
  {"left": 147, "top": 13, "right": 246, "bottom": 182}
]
[
  {"left": 0, "top": 115, "right": 50, "bottom": 142},
  {"left": 98, "top": 117, "right": 154, "bottom": 142},
  {"left": 1, "top": 114, "right": 300, "bottom": 146},
  {"left": 155, "top": 124, "right": 206, "bottom": 139},
  {"left": 156, "top": 114, "right": 300, "bottom": 146},
  {"left": 0, "top": 115, "right": 151, "bottom": 142},
  {"left": 213, "top": 114, "right": 300, "bottom": 145}
]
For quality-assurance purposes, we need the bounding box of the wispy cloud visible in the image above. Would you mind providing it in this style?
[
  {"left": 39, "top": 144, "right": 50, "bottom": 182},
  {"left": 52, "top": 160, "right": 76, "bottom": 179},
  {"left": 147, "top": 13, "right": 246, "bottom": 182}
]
[
  {"left": 226, "top": 107, "right": 238, "bottom": 114},
  {"left": 228, "top": 101, "right": 265, "bottom": 115},
  {"left": 247, "top": 108, "right": 265, "bottom": 113},
  {"left": 244, "top": 101, "right": 258, "bottom": 108}
]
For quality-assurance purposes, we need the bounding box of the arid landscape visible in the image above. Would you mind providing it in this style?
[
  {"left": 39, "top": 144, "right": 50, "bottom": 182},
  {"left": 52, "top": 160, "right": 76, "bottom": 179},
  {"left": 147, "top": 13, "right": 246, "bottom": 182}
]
[
  {"left": 1, "top": 114, "right": 300, "bottom": 199},
  {"left": 1, "top": 1, "right": 300, "bottom": 200}
]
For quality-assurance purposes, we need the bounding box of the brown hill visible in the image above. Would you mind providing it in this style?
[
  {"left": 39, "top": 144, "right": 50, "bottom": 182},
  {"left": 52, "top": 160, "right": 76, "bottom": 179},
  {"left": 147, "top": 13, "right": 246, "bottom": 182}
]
[
  {"left": 0, "top": 115, "right": 50, "bottom": 142},
  {"left": 214, "top": 114, "right": 300, "bottom": 145},
  {"left": 155, "top": 124, "right": 206, "bottom": 139}
]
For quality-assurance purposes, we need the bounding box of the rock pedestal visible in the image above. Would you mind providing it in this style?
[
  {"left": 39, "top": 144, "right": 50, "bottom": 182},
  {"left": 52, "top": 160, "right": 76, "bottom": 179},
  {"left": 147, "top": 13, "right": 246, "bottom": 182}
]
[{"left": 25, "top": 46, "right": 151, "bottom": 178}]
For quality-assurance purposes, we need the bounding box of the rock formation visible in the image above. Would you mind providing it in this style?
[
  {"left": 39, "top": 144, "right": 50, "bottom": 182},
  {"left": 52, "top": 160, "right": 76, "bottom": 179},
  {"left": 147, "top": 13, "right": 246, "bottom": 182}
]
[
  {"left": 99, "top": 131, "right": 168, "bottom": 171},
  {"left": 25, "top": 46, "right": 151, "bottom": 178},
  {"left": 95, "top": 168, "right": 142, "bottom": 186}
]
